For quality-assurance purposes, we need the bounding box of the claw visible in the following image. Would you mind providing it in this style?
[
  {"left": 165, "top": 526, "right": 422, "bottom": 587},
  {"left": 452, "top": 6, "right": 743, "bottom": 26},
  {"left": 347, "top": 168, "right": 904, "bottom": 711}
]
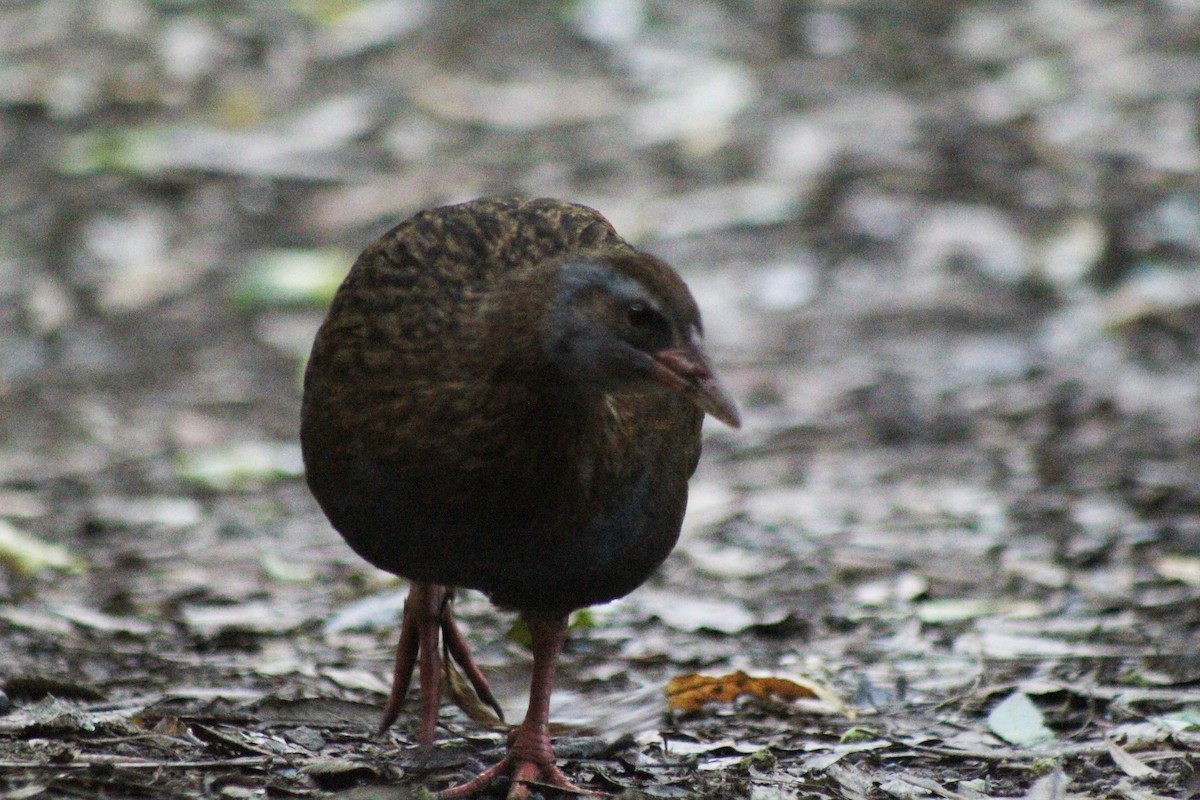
[{"left": 442, "top": 604, "right": 505, "bottom": 723}]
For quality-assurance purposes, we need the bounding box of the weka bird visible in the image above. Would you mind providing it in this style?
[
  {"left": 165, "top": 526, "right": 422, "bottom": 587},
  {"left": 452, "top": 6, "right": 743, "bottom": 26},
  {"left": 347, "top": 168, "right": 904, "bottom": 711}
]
[{"left": 301, "top": 197, "right": 740, "bottom": 798}]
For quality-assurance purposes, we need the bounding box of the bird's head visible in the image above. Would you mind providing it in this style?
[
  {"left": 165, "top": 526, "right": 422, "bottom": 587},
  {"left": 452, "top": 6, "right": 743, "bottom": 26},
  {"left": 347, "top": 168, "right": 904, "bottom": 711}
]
[{"left": 542, "top": 254, "right": 741, "bottom": 428}]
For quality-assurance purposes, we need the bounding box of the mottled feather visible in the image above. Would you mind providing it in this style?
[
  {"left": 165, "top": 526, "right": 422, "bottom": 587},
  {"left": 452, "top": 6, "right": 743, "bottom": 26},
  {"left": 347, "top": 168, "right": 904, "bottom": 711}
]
[{"left": 301, "top": 197, "right": 705, "bottom": 614}]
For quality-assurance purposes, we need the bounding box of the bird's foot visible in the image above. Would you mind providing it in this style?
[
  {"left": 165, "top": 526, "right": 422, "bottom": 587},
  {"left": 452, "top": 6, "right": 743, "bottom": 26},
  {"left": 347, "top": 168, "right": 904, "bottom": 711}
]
[
  {"left": 436, "top": 721, "right": 601, "bottom": 799},
  {"left": 378, "top": 582, "right": 504, "bottom": 749},
  {"left": 437, "top": 756, "right": 592, "bottom": 799}
]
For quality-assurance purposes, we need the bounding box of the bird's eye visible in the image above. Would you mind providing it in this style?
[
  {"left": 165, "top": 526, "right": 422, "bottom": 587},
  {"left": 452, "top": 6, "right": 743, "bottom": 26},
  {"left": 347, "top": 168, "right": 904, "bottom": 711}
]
[{"left": 627, "top": 302, "right": 662, "bottom": 329}]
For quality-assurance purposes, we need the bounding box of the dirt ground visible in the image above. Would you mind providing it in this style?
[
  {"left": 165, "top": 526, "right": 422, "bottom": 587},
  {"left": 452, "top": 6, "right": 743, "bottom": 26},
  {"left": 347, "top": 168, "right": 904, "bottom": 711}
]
[{"left": 2, "top": 2, "right": 1200, "bottom": 798}]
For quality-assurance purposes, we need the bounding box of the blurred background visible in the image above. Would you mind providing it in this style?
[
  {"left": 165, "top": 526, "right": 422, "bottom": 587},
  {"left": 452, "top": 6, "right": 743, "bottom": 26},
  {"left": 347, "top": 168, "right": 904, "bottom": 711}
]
[
  {"left": 4, "top": 0, "right": 1200, "bottom": 475},
  {"left": 2, "top": 1, "right": 1200, "bottom": 797}
]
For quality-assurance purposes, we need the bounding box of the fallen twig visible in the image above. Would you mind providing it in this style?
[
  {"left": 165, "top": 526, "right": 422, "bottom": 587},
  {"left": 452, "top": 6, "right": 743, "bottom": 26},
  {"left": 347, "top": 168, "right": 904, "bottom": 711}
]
[{"left": 0, "top": 755, "right": 270, "bottom": 770}]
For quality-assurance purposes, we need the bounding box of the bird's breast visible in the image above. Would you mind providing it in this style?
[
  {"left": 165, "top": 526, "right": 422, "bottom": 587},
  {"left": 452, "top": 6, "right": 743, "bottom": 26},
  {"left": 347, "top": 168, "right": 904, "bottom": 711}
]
[{"left": 303, "top": 372, "right": 696, "bottom": 613}]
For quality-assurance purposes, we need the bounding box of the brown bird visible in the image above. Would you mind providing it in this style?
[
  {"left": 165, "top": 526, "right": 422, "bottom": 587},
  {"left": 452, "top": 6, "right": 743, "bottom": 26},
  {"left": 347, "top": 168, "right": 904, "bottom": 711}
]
[{"left": 301, "top": 197, "right": 740, "bottom": 798}]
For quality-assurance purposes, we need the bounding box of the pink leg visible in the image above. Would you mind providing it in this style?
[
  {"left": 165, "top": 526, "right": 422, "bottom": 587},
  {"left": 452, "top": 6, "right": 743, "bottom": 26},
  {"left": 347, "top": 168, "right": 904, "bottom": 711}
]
[
  {"left": 438, "top": 614, "right": 599, "bottom": 799},
  {"left": 377, "top": 584, "right": 505, "bottom": 750},
  {"left": 377, "top": 582, "right": 432, "bottom": 737},
  {"left": 442, "top": 608, "right": 505, "bottom": 723},
  {"left": 378, "top": 582, "right": 445, "bottom": 750},
  {"left": 415, "top": 584, "right": 445, "bottom": 749}
]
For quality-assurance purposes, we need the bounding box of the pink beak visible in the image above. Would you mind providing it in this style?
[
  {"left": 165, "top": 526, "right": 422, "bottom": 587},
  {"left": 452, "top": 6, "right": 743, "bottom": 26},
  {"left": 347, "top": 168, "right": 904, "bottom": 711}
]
[{"left": 648, "top": 335, "right": 741, "bottom": 428}]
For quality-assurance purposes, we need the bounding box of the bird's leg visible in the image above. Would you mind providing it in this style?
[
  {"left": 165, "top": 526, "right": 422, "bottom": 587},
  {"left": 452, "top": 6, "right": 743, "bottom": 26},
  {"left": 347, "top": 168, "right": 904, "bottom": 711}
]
[
  {"left": 378, "top": 583, "right": 504, "bottom": 751},
  {"left": 415, "top": 584, "right": 445, "bottom": 749},
  {"left": 378, "top": 582, "right": 445, "bottom": 749},
  {"left": 441, "top": 604, "right": 505, "bottom": 722},
  {"left": 439, "top": 614, "right": 595, "bottom": 800}
]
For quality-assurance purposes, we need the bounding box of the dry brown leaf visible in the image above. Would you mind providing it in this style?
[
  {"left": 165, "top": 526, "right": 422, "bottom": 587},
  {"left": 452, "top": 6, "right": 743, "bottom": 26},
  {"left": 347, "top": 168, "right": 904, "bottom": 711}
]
[
  {"left": 441, "top": 653, "right": 505, "bottom": 729},
  {"left": 148, "top": 715, "right": 189, "bottom": 737},
  {"left": 1105, "top": 733, "right": 1160, "bottom": 779},
  {"left": 665, "top": 669, "right": 843, "bottom": 713},
  {"left": 1023, "top": 769, "right": 1069, "bottom": 800}
]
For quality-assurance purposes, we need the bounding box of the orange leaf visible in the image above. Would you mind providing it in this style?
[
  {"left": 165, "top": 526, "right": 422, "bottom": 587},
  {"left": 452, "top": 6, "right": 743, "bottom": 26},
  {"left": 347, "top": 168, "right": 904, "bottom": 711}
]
[{"left": 664, "top": 669, "right": 837, "bottom": 712}]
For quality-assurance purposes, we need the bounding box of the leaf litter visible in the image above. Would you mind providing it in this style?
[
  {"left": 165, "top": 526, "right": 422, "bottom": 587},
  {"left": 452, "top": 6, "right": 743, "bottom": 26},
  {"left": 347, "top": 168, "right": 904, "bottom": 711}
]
[{"left": 3, "top": 2, "right": 1200, "bottom": 799}]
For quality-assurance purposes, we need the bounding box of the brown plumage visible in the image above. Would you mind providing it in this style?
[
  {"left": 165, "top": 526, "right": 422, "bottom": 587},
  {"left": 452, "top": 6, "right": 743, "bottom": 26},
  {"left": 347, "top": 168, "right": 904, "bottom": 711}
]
[{"left": 301, "top": 197, "right": 739, "bottom": 798}]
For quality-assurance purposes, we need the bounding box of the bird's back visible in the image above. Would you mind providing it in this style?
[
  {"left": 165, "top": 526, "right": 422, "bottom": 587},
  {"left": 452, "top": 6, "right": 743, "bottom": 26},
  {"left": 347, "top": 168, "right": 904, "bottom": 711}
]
[
  {"left": 301, "top": 197, "right": 703, "bottom": 614},
  {"left": 337, "top": 197, "right": 624, "bottom": 338}
]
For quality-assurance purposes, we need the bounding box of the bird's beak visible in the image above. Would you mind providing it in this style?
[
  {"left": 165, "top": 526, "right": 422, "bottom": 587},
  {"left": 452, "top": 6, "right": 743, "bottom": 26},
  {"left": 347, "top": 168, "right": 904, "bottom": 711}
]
[{"left": 648, "top": 336, "right": 741, "bottom": 428}]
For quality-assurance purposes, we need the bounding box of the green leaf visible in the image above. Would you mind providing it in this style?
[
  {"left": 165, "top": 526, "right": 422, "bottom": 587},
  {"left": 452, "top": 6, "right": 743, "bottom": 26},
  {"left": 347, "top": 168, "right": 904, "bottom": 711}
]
[
  {"left": 0, "top": 519, "right": 86, "bottom": 577},
  {"left": 987, "top": 691, "right": 1054, "bottom": 746},
  {"left": 174, "top": 441, "right": 304, "bottom": 491},
  {"left": 1153, "top": 707, "right": 1200, "bottom": 731},
  {"left": 508, "top": 609, "right": 595, "bottom": 649},
  {"left": 234, "top": 249, "right": 350, "bottom": 309}
]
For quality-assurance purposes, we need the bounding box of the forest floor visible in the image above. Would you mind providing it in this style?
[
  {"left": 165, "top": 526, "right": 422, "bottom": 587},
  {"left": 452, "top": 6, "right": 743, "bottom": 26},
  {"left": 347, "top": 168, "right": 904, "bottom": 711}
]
[{"left": 2, "top": 2, "right": 1199, "bottom": 798}]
